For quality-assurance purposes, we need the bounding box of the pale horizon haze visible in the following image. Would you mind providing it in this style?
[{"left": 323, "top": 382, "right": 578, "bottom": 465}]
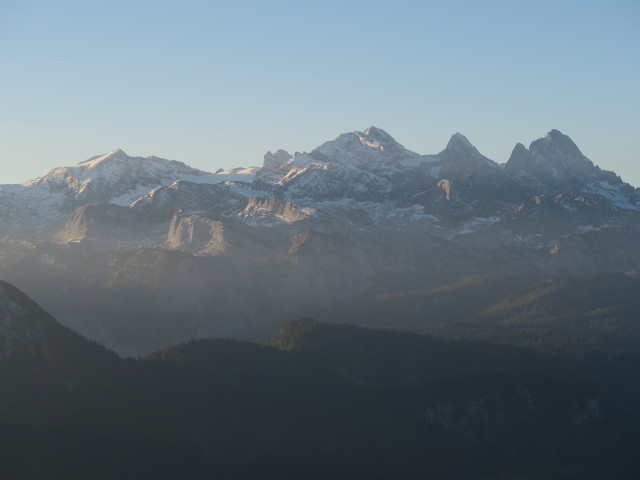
[{"left": 1, "top": 1, "right": 639, "bottom": 186}]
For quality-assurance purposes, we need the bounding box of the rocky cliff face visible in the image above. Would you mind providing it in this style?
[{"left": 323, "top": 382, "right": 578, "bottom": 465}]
[
  {"left": 505, "top": 129, "right": 624, "bottom": 189},
  {"left": 0, "top": 149, "right": 253, "bottom": 240},
  {"left": 4, "top": 127, "right": 639, "bottom": 249},
  {"left": 166, "top": 212, "right": 227, "bottom": 255},
  {"left": 240, "top": 197, "right": 311, "bottom": 224},
  {"left": 1, "top": 127, "right": 639, "bottom": 354}
]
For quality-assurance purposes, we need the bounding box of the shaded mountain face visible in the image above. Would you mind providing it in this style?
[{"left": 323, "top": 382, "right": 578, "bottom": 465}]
[
  {"left": 0, "top": 280, "right": 114, "bottom": 363},
  {"left": 2, "top": 129, "right": 639, "bottom": 480},
  {"left": 355, "top": 272, "right": 640, "bottom": 357},
  {"left": 0, "top": 127, "right": 640, "bottom": 354},
  {"left": 1, "top": 290, "right": 638, "bottom": 480},
  {"left": 505, "top": 129, "right": 628, "bottom": 190}
]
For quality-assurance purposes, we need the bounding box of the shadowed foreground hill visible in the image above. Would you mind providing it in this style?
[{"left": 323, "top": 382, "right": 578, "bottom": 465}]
[
  {"left": 412, "top": 273, "right": 640, "bottom": 412},
  {"left": 1, "top": 284, "right": 638, "bottom": 479},
  {"left": 0, "top": 279, "right": 116, "bottom": 365},
  {"left": 322, "top": 272, "right": 637, "bottom": 354}
]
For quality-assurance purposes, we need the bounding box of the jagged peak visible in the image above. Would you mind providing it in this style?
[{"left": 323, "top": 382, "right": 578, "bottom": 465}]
[
  {"left": 529, "top": 129, "right": 582, "bottom": 156},
  {"left": 357, "top": 126, "right": 404, "bottom": 150},
  {"left": 268, "top": 149, "right": 290, "bottom": 156},
  {"left": 326, "top": 126, "right": 396, "bottom": 146},
  {"left": 528, "top": 129, "right": 595, "bottom": 172},
  {"left": 507, "top": 142, "right": 529, "bottom": 159},
  {"left": 361, "top": 126, "right": 393, "bottom": 141},
  {"left": 445, "top": 133, "right": 477, "bottom": 153},
  {"left": 505, "top": 142, "right": 533, "bottom": 173},
  {"left": 264, "top": 149, "right": 291, "bottom": 161},
  {"left": 504, "top": 129, "right": 614, "bottom": 187},
  {"left": 532, "top": 129, "right": 569, "bottom": 150},
  {"left": 540, "top": 129, "right": 564, "bottom": 140},
  {"left": 262, "top": 149, "right": 292, "bottom": 170},
  {"left": 311, "top": 126, "right": 417, "bottom": 164}
]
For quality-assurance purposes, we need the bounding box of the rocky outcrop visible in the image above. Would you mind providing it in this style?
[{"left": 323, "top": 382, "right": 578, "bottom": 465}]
[
  {"left": 166, "top": 211, "right": 227, "bottom": 255},
  {"left": 240, "top": 197, "right": 310, "bottom": 224},
  {"left": 505, "top": 129, "right": 622, "bottom": 189}
]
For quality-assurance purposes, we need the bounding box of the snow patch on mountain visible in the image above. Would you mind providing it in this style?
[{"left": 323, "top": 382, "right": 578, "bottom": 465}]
[
  {"left": 583, "top": 182, "right": 638, "bottom": 210},
  {"left": 110, "top": 185, "right": 160, "bottom": 206},
  {"left": 312, "top": 126, "right": 424, "bottom": 166},
  {"left": 22, "top": 149, "right": 215, "bottom": 204},
  {"left": 2, "top": 126, "right": 638, "bottom": 251},
  {"left": 207, "top": 166, "right": 260, "bottom": 183}
]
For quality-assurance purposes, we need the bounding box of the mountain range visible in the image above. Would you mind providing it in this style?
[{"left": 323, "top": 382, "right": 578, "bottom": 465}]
[
  {"left": 2, "top": 127, "right": 640, "bottom": 478},
  {"left": 0, "top": 127, "right": 639, "bottom": 355}
]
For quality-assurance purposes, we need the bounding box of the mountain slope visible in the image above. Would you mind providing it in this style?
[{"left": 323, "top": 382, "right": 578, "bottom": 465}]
[
  {"left": 0, "top": 280, "right": 116, "bottom": 363},
  {"left": 3, "top": 126, "right": 637, "bottom": 247},
  {"left": 144, "top": 319, "right": 639, "bottom": 479},
  {"left": 0, "top": 149, "right": 259, "bottom": 239},
  {"left": 25, "top": 149, "right": 215, "bottom": 206},
  {"left": 1, "top": 126, "right": 640, "bottom": 354},
  {"left": 0, "top": 285, "right": 637, "bottom": 479}
]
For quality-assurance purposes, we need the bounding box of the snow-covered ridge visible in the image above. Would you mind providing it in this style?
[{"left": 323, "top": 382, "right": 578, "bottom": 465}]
[
  {"left": 311, "top": 126, "right": 425, "bottom": 166},
  {"left": 4, "top": 149, "right": 260, "bottom": 217},
  {"left": 584, "top": 181, "right": 639, "bottom": 210},
  {"left": 1, "top": 126, "right": 639, "bottom": 247},
  {"left": 25, "top": 148, "right": 209, "bottom": 188}
]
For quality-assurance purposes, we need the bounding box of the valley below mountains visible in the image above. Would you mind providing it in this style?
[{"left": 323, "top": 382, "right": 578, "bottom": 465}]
[
  {"left": 0, "top": 126, "right": 639, "bottom": 355},
  {"left": 0, "top": 282, "right": 638, "bottom": 479},
  {"left": 2, "top": 127, "right": 640, "bottom": 478}
]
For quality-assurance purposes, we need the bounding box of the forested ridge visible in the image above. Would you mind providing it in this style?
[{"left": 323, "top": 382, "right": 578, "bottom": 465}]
[{"left": 1, "top": 276, "right": 639, "bottom": 479}]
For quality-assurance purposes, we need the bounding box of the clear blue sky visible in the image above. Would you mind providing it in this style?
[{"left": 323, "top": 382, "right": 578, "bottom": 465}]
[{"left": 1, "top": 0, "right": 639, "bottom": 185}]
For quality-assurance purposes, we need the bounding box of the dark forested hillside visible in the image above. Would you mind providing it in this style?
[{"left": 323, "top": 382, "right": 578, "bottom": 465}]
[
  {"left": 405, "top": 273, "right": 640, "bottom": 413},
  {"left": 407, "top": 273, "right": 640, "bottom": 354},
  {"left": 1, "top": 282, "right": 639, "bottom": 480}
]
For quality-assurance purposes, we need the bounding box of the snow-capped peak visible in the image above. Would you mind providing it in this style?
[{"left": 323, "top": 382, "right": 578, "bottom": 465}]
[
  {"left": 18, "top": 150, "right": 218, "bottom": 208},
  {"left": 78, "top": 148, "right": 129, "bottom": 167},
  {"left": 360, "top": 126, "right": 397, "bottom": 146},
  {"left": 311, "top": 126, "right": 422, "bottom": 165}
]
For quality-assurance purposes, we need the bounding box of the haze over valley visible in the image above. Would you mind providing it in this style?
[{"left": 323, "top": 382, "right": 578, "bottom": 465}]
[
  {"left": 1, "top": 127, "right": 638, "bottom": 354},
  {"left": 2, "top": 124, "right": 640, "bottom": 478},
  {"left": 2, "top": 1, "right": 639, "bottom": 478}
]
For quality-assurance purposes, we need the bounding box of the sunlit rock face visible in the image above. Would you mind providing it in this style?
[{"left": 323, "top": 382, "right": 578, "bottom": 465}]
[
  {"left": 3, "top": 126, "right": 639, "bottom": 247},
  {"left": 0, "top": 127, "right": 639, "bottom": 355},
  {"left": 166, "top": 211, "right": 227, "bottom": 255}
]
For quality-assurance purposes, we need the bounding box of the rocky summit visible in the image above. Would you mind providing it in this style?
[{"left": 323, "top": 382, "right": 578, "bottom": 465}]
[{"left": 0, "top": 127, "right": 639, "bottom": 355}]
